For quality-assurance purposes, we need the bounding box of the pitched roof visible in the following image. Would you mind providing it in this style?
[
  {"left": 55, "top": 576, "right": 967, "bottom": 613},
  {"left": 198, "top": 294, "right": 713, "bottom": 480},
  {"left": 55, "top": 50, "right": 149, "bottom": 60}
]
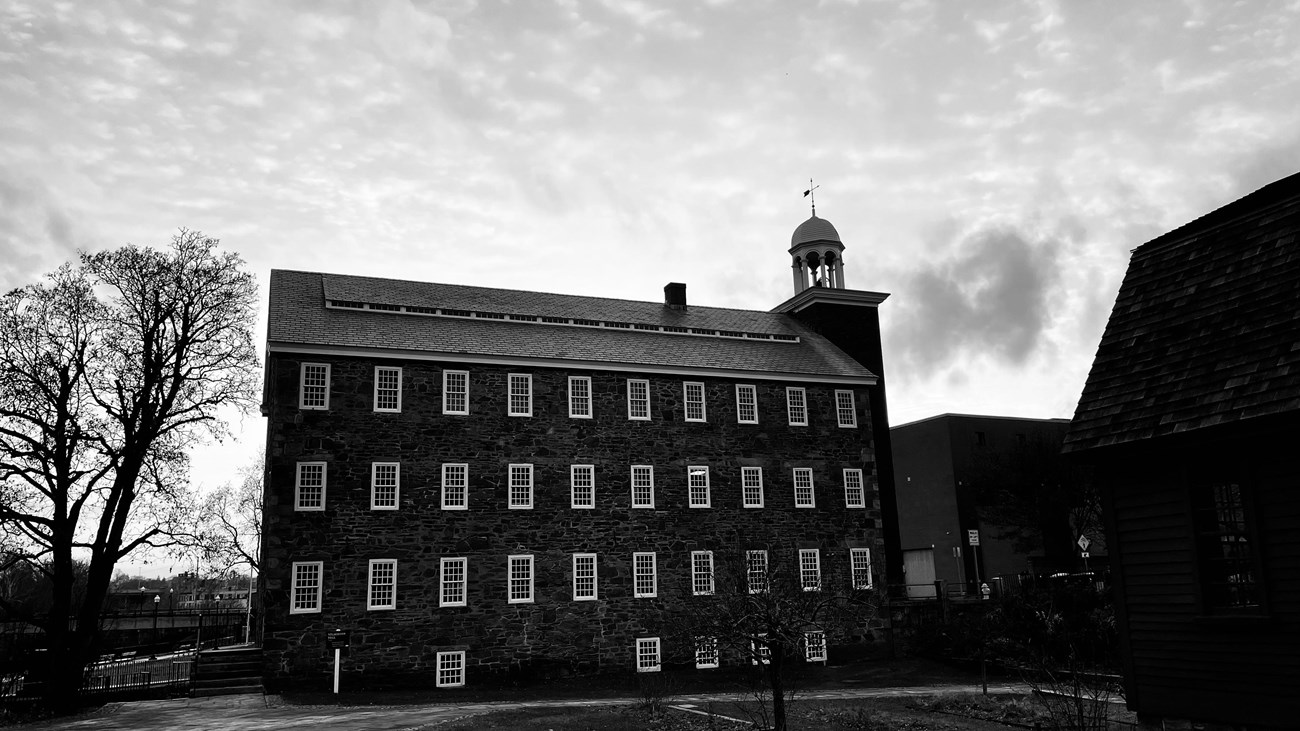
[
  {"left": 1063, "top": 171, "right": 1300, "bottom": 453},
  {"left": 267, "top": 270, "right": 877, "bottom": 383}
]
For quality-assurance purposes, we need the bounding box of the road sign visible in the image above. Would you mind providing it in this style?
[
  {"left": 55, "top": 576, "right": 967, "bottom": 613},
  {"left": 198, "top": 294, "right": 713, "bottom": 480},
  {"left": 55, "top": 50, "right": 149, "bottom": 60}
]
[
  {"left": 1081, "top": 551, "right": 1090, "bottom": 558},
  {"left": 1077, "top": 535, "right": 1091, "bottom": 552},
  {"left": 967, "top": 529, "right": 980, "bottom": 546}
]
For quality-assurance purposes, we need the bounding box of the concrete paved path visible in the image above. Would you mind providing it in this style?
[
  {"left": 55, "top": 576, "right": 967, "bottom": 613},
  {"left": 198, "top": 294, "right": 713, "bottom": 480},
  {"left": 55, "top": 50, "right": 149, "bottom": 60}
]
[{"left": 27, "top": 682, "right": 1027, "bottom": 730}]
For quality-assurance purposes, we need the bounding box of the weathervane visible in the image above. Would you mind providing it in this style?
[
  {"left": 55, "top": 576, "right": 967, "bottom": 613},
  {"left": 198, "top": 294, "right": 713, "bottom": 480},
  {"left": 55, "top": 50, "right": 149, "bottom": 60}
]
[{"left": 802, "top": 178, "right": 819, "bottom": 216}]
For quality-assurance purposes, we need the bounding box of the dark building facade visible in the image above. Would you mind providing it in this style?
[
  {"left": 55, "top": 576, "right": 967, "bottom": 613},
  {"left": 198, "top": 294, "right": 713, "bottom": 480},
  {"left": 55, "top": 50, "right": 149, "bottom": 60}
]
[
  {"left": 1064, "top": 171, "right": 1300, "bottom": 729},
  {"left": 891, "top": 414, "right": 1089, "bottom": 598},
  {"left": 259, "top": 215, "right": 900, "bottom": 689}
]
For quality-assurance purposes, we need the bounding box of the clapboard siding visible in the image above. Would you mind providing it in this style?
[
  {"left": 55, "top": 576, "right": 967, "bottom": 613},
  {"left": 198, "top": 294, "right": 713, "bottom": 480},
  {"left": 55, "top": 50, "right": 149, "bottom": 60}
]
[{"left": 1096, "top": 424, "right": 1300, "bottom": 729}]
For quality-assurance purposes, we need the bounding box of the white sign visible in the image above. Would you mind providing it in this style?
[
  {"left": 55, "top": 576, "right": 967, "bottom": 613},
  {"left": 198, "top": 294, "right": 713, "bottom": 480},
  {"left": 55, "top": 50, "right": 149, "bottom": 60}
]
[
  {"left": 1077, "top": 535, "right": 1092, "bottom": 551},
  {"left": 967, "top": 529, "right": 980, "bottom": 546}
]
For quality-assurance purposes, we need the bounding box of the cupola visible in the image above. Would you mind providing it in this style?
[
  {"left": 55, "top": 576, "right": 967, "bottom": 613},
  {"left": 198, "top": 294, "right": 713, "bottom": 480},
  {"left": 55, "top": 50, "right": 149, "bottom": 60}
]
[{"left": 789, "top": 214, "right": 846, "bottom": 293}]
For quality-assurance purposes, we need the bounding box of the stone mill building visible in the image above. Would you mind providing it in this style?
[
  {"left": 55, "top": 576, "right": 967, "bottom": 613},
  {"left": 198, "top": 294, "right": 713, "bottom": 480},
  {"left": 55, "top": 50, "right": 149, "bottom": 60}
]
[{"left": 259, "top": 214, "right": 901, "bottom": 689}]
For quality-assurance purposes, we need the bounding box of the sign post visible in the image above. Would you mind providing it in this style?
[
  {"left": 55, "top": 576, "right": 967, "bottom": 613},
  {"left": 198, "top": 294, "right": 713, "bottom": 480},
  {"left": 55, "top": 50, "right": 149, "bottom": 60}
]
[
  {"left": 327, "top": 629, "right": 349, "bottom": 695},
  {"left": 1077, "top": 535, "right": 1092, "bottom": 573},
  {"left": 967, "top": 530, "right": 982, "bottom": 591}
]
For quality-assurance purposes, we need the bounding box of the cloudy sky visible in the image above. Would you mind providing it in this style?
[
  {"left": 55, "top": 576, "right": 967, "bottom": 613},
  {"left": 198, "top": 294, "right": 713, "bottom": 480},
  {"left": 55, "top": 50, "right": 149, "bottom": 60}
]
[{"left": 4, "top": 0, "right": 1300, "bottom": 564}]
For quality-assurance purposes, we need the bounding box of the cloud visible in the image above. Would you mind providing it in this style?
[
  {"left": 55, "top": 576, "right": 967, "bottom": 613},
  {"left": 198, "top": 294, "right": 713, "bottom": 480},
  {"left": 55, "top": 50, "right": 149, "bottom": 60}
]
[{"left": 887, "top": 226, "right": 1063, "bottom": 380}]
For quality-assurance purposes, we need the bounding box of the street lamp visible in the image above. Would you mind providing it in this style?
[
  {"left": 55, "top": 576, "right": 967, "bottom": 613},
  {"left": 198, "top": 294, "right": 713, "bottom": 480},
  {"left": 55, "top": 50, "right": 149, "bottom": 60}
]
[{"left": 153, "top": 595, "right": 161, "bottom": 650}]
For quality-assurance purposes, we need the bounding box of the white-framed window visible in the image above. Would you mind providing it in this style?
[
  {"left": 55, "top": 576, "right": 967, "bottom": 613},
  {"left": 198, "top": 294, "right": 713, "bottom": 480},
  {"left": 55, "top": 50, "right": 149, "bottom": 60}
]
[
  {"left": 688, "top": 466, "right": 711, "bottom": 508},
  {"left": 800, "top": 548, "right": 822, "bottom": 592},
  {"left": 440, "top": 557, "right": 467, "bottom": 607},
  {"left": 508, "top": 373, "right": 532, "bottom": 416},
  {"left": 569, "top": 376, "right": 592, "bottom": 418},
  {"left": 299, "top": 363, "right": 330, "bottom": 410},
  {"left": 691, "top": 551, "right": 714, "bottom": 596},
  {"left": 374, "top": 366, "right": 402, "bottom": 412},
  {"left": 786, "top": 387, "right": 807, "bottom": 426},
  {"left": 742, "top": 466, "right": 764, "bottom": 508},
  {"left": 508, "top": 554, "right": 534, "bottom": 604},
  {"left": 835, "top": 389, "right": 857, "bottom": 428},
  {"left": 573, "top": 553, "right": 597, "bottom": 601},
  {"left": 843, "top": 468, "right": 866, "bottom": 508},
  {"left": 367, "top": 558, "right": 396, "bottom": 610},
  {"left": 443, "top": 370, "right": 469, "bottom": 415},
  {"left": 436, "top": 651, "right": 465, "bottom": 687},
  {"left": 571, "top": 464, "right": 595, "bottom": 509},
  {"left": 751, "top": 635, "right": 771, "bottom": 665},
  {"left": 290, "top": 561, "right": 323, "bottom": 614},
  {"left": 295, "top": 462, "right": 326, "bottom": 511},
  {"left": 509, "top": 464, "right": 533, "bottom": 509},
  {"left": 684, "top": 381, "right": 706, "bottom": 422},
  {"left": 793, "top": 468, "right": 816, "bottom": 508},
  {"left": 746, "top": 550, "right": 768, "bottom": 594},
  {"left": 851, "top": 547, "right": 873, "bottom": 590},
  {"left": 636, "top": 637, "right": 661, "bottom": 672},
  {"left": 627, "top": 379, "right": 650, "bottom": 420},
  {"left": 631, "top": 465, "right": 655, "bottom": 509},
  {"left": 370, "top": 462, "right": 400, "bottom": 510},
  {"left": 633, "top": 552, "right": 657, "bottom": 598},
  {"left": 695, "top": 636, "right": 719, "bottom": 669},
  {"left": 805, "top": 631, "right": 827, "bottom": 662},
  {"left": 442, "top": 463, "right": 468, "bottom": 510},
  {"left": 735, "top": 384, "right": 758, "bottom": 424}
]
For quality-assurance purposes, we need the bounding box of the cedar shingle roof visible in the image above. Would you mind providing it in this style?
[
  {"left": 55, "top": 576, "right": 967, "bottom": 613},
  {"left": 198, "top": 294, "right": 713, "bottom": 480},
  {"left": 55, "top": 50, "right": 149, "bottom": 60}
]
[
  {"left": 1063, "top": 171, "right": 1300, "bottom": 453},
  {"left": 267, "top": 270, "right": 877, "bottom": 382}
]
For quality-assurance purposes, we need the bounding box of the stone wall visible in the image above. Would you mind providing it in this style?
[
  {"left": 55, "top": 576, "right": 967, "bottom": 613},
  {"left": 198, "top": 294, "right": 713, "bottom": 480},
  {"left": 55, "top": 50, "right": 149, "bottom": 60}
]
[{"left": 261, "top": 353, "right": 886, "bottom": 688}]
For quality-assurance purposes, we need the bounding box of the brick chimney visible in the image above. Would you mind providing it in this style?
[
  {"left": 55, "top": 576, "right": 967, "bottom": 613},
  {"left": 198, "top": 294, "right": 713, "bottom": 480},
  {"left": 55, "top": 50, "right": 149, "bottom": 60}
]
[{"left": 664, "top": 282, "right": 687, "bottom": 309}]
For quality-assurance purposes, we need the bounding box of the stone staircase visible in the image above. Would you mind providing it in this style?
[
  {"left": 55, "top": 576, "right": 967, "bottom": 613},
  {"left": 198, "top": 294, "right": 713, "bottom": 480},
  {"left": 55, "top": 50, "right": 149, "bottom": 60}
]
[{"left": 191, "top": 645, "right": 263, "bottom": 697}]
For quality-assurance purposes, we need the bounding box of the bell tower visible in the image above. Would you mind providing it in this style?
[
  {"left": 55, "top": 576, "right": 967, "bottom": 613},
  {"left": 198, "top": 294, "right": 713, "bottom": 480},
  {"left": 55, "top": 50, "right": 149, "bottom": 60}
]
[{"left": 789, "top": 215, "right": 847, "bottom": 293}]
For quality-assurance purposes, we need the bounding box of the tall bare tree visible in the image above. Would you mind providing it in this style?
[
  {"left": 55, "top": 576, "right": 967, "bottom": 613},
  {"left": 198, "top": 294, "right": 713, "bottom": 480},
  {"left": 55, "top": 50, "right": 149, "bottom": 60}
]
[
  {"left": 194, "top": 457, "right": 264, "bottom": 575},
  {"left": 0, "top": 230, "right": 258, "bottom": 704}
]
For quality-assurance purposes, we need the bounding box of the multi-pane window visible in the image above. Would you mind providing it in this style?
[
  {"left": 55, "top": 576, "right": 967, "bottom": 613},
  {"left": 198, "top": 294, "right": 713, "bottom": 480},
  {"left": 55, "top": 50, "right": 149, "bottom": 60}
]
[
  {"left": 746, "top": 550, "right": 768, "bottom": 594},
  {"left": 786, "top": 387, "right": 808, "bottom": 426},
  {"left": 631, "top": 465, "right": 655, "bottom": 509},
  {"left": 636, "top": 637, "right": 661, "bottom": 672},
  {"left": 436, "top": 651, "right": 465, "bottom": 687},
  {"left": 850, "top": 548, "right": 873, "bottom": 590},
  {"left": 442, "top": 464, "right": 468, "bottom": 510},
  {"left": 835, "top": 389, "right": 857, "bottom": 427},
  {"left": 800, "top": 549, "right": 822, "bottom": 591},
  {"left": 290, "top": 561, "right": 323, "bottom": 614},
  {"left": 735, "top": 384, "right": 758, "bottom": 424},
  {"left": 691, "top": 551, "right": 714, "bottom": 595},
  {"left": 1192, "top": 480, "right": 1261, "bottom": 611},
  {"left": 370, "top": 462, "right": 399, "bottom": 510},
  {"left": 633, "top": 552, "right": 657, "bottom": 598},
  {"left": 695, "top": 636, "right": 719, "bottom": 669},
  {"left": 443, "top": 370, "right": 469, "bottom": 415},
  {"left": 752, "top": 635, "right": 771, "bottom": 665},
  {"left": 805, "top": 631, "right": 827, "bottom": 662},
  {"left": 571, "top": 465, "right": 595, "bottom": 509},
  {"left": 440, "top": 557, "right": 467, "bottom": 607},
  {"left": 684, "top": 382, "right": 706, "bottom": 422},
  {"left": 509, "top": 464, "right": 533, "bottom": 509},
  {"left": 374, "top": 366, "right": 402, "bottom": 412},
  {"left": 793, "top": 468, "right": 815, "bottom": 508},
  {"left": 569, "top": 376, "right": 592, "bottom": 418},
  {"left": 573, "top": 553, "right": 598, "bottom": 601},
  {"left": 508, "top": 554, "right": 534, "bottom": 604},
  {"left": 742, "top": 466, "right": 764, "bottom": 508},
  {"left": 367, "top": 559, "right": 396, "bottom": 610},
  {"left": 843, "top": 469, "right": 866, "bottom": 508},
  {"left": 300, "top": 363, "right": 330, "bottom": 410},
  {"left": 295, "top": 462, "right": 327, "bottom": 511},
  {"left": 688, "top": 466, "right": 711, "bottom": 508},
  {"left": 508, "top": 373, "right": 532, "bottom": 416},
  {"left": 627, "top": 379, "right": 650, "bottom": 420}
]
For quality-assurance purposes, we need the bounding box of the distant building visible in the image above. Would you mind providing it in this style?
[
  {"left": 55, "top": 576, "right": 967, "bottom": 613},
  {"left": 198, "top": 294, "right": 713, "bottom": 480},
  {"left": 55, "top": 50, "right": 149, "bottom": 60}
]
[
  {"left": 259, "top": 214, "right": 902, "bottom": 689},
  {"left": 891, "top": 414, "right": 1091, "bottom": 598},
  {"left": 1064, "top": 171, "right": 1300, "bottom": 730}
]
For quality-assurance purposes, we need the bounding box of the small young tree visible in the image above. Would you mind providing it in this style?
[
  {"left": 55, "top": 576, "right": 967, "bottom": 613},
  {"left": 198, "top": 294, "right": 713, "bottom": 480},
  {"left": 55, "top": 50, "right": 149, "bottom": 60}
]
[
  {"left": 193, "top": 457, "right": 264, "bottom": 576},
  {"left": 0, "top": 231, "right": 258, "bottom": 705},
  {"left": 671, "top": 545, "right": 880, "bottom": 731}
]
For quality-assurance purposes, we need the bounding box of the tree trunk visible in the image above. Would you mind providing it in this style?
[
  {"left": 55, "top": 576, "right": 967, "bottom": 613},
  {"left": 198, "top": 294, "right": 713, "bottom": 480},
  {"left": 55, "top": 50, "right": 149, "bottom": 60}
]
[{"left": 768, "top": 645, "right": 787, "bottom": 731}]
